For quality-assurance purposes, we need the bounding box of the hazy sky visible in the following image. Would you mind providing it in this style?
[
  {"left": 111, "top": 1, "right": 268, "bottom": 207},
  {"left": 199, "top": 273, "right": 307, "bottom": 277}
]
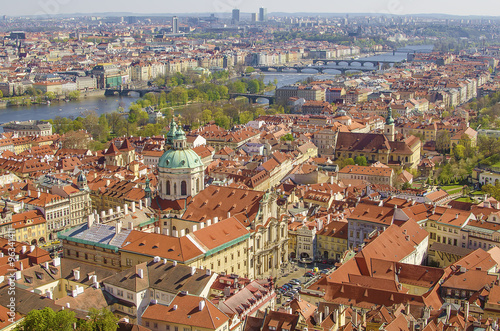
[{"left": 3, "top": 0, "right": 500, "bottom": 17}]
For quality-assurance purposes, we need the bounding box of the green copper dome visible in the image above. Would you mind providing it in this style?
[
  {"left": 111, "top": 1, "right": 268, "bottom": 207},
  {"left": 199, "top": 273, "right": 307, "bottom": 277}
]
[{"left": 158, "top": 148, "right": 203, "bottom": 169}]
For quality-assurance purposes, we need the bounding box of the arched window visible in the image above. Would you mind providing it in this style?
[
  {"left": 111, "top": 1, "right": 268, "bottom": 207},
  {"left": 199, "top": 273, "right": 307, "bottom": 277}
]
[
  {"left": 166, "top": 180, "right": 171, "bottom": 195},
  {"left": 181, "top": 181, "right": 187, "bottom": 196},
  {"left": 174, "top": 183, "right": 177, "bottom": 195}
]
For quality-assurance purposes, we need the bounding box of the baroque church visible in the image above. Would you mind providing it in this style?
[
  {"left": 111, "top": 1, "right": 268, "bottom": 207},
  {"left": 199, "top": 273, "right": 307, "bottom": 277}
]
[{"left": 151, "top": 118, "right": 289, "bottom": 279}]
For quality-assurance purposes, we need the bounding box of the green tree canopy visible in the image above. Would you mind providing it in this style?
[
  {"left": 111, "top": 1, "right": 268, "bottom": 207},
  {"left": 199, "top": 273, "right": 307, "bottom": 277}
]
[
  {"left": 15, "top": 307, "right": 76, "bottom": 331},
  {"left": 355, "top": 156, "right": 368, "bottom": 166}
]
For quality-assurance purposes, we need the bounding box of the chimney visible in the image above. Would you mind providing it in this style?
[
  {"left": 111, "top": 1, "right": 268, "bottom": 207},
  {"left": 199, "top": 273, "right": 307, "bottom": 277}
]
[
  {"left": 101, "top": 210, "right": 106, "bottom": 220},
  {"left": 153, "top": 256, "right": 161, "bottom": 263},
  {"left": 46, "top": 291, "right": 53, "bottom": 299},
  {"left": 227, "top": 212, "right": 231, "bottom": 219},
  {"left": 131, "top": 201, "right": 136, "bottom": 213},
  {"left": 143, "top": 198, "right": 148, "bottom": 209},
  {"left": 465, "top": 301, "right": 469, "bottom": 320},
  {"left": 109, "top": 208, "right": 113, "bottom": 217},
  {"left": 173, "top": 305, "right": 178, "bottom": 310},
  {"left": 324, "top": 305, "right": 330, "bottom": 318},
  {"left": 115, "top": 221, "right": 122, "bottom": 234},
  {"left": 139, "top": 200, "right": 143, "bottom": 210},
  {"left": 44, "top": 262, "right": 49, "bottom": 269},
  {"left": 192, "top": 225, "right": 198, "bottom": 232},
  {"left": 106, "top": 179, "right": 110, "bottom": 186},
  {"left": 14, "top": 271, "right": 21, "bottom": 280},
  {"left": 191, "top": 266, "right": 196, "bottom": 276},
  {"left": 87, "top": 213, "right": 94, "bottom": 227},
  {"left": 137, "top": 268, "right": 144, "bottom": 279},
  {"left": 180, "top": 229, "right": 186, "bottom": 237},
  {"left": 206, "top": 269, "right": 212, "bottom": 276},
  {"left": 163, "top": 259, "right": 167, "bottom": 265},
  {"left": 206, "top": 219, "right": 212, "bottom": 226},
  {"left": 128, "top": 222, "right": 133, "bottom": 230},
  {"left": 73, "top": 270, "right": 80, "bottom": 280},
  {"left": 21, "top": 246, "right": 27, "bottom": 254},
  {"left": 37, "top": 191, "right": 40, "bottom": 198},
  {"left": 30, "top": 245, "right": 35, "bottom": 253},
  {"left": 66, "top": 303, "right": 70, "bottom": 308},
  {"left": 173, "top": 230, "right": 178, "bottom": 237},
  {"left": 117, "top": 206, "right": 121, "bottom": 214},
  {"left": 199, "top": 300, "right": 206, "bottom": 311},
  {"left": 20, "top": 262, "right": 23, "bottom": 271},
  {"left": 124, "top": 204, "right": 129, "bottom": 215},
  {"left": 173, "top": 261, "right": 177, "bottom": 267},
  {"left": 214, "top": 217, "right": 219, "bottom": 223},
  {"left": 53, "top": 257, "right": 60, "bottom": 267}
]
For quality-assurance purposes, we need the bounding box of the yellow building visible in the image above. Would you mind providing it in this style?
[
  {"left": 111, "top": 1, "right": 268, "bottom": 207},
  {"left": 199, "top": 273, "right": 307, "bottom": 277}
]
[
  {"left": 120, "top": 217, "right": 252, "bottom": 278},
  {"left": 316, "top": 221, "right": 348, "bottom": 262},
  {"left": 12, "top": 136, "right": 32, "bottom": 154},
  {"left": 10, "top": 210, "right": 47, "bottom": 245},
  {"left": 423, "top": 208, "right": 474, "bottom": 250}
]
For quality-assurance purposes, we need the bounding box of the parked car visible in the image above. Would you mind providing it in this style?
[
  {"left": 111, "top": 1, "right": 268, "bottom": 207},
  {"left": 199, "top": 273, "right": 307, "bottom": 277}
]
[
  {"left": 291, "top": 278, "right": 302, "bottom": 283},
  {"left": 289, "top": 280, "right": 300, "bottom": 285}
]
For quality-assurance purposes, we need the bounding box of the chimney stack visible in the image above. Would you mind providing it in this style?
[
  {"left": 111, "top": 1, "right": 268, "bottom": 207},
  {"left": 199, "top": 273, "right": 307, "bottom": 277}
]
[
  {"left": 131, "top": 201, "right": 136, "bottom": 213},
  {"left": 124, "top": 204, "right": 129, "bottom": 215},
  {"left": 115, "top": 221, "right": 122, "bottom": 234},
  {"left": 87, "top": 214, "right": 95, "bottom": 229}
]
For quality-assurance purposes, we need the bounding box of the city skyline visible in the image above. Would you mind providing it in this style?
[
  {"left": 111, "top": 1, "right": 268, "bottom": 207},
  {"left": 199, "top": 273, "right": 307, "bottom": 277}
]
[{"left": 3, "top": 0, "right": 500, "bottom": 17}]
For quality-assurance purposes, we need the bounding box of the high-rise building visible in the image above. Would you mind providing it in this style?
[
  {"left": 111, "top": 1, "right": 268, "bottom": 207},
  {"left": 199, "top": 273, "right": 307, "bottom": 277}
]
[
  {"left": 232, "top": 9, "right": 240, "bottom": 23},
  {"left": 127, "top": 16, "right": 138, "bottom": 24},
  {"left": 258, "top": 8, "right": 267, "bottom": 22},
  {"left": 251, "top": 13, "right": 257, "bottom": 22},
  {"left": 172, "top": 16, "right": 179, "bottom": 34}
]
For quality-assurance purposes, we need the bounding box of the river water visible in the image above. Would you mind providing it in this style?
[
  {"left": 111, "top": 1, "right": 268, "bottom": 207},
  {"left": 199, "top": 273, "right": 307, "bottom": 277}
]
[{"left": 0, "top": 45, "right": 433, "bottom": 125}]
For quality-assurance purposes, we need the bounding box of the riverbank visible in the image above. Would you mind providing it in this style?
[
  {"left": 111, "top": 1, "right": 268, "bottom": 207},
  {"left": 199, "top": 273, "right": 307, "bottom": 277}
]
[{"left": 0, "top": 89, "right": 106, "bottom": 109}]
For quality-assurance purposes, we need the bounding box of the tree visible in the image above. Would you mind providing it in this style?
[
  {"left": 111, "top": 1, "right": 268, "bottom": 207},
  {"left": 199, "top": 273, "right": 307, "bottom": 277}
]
[
  {"left": 214, "top": 111, "right": 230, "bottom": 130},
  {"left": 97, "top": 114, "right": 110, "bottom": 141},
  {"left": 355, "top": 156, "right": 368, "bottom": 166},
  {"left": 338, "top": 157, "right": 355, "bottom": 169},
  {"left": 62, "top": 130, "right": 91, "bottom": 149},
  {"left": 0, "top": 90, "right": 3, "bottom": 98},
  {"left": 76, "top": 308, "right": 118, "bottom": 331},
  {"left": 45, "top": 91, "right": 57, "bottom": 100},
  {"left": 201, "top": 109, "right": 212, "bottom": 124},
  {"left": 167, "top": 86, "right": 189, "bottom": 105},
  {"left": 436, "top": 130, "right": 450, "bottom": 153},
  {"left": 68, "top": 90, "right": 81, "bottom": 100},
  {"left": 247, "top": 80, "right": 260, "bottom": 94},
  {"left": 239, "top": 111, "right": 254, "bottom": 125},
  {"left": 280, "top": 133, "right": 294, "bottom": 142},
  {"left": 15, "top": 307, "right": 76, "bottom": 331}
]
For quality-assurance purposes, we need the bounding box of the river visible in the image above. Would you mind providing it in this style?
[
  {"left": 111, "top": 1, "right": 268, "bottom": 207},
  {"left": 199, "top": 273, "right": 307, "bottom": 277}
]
[
  {"left": 0, "top": 45, "right": 433, "bottom": 124},
  {"left": 0, "top": 95, "right": 139, "bottom": 129}
]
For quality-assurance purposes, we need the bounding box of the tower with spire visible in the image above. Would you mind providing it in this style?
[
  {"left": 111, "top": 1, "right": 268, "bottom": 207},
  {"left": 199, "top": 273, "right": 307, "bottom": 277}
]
[{"left": 384, "top": 106, "right": 395, "bottom": 142}]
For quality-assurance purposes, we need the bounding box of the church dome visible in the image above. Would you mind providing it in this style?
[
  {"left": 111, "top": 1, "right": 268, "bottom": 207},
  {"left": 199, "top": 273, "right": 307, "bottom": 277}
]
[{"left": 158, "top": 148, "right": 203, "bottom": 169}]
